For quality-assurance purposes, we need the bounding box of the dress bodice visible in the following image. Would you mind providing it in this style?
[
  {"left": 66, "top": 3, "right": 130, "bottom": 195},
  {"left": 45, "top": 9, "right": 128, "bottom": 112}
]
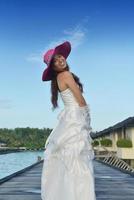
[
  {"left": 60, "top": 88, "right": 79, "bottom": 107},
  {"left": 57, "top": 88, "right": 92, "bottom": 135}
]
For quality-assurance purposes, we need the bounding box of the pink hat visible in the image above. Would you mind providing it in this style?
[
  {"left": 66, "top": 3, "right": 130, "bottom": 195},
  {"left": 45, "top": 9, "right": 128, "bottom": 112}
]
[{"left": 42, "top": 41, "right": 71, "bottom": 81}]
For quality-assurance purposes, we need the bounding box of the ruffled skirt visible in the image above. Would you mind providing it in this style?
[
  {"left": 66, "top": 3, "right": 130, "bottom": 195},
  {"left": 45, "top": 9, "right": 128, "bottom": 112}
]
[{"left": 41, "top": 104, "right": 96, "bottom": 200}]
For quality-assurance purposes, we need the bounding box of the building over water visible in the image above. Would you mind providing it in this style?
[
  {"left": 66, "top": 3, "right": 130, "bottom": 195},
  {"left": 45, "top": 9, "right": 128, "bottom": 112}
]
[{"left": 92, "top": 116, "right": 134, "bottom": 167}]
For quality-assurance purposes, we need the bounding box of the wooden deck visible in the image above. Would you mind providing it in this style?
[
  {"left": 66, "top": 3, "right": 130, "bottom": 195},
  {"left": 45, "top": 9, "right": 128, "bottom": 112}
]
[{"left": 0, "top": 159, "right": 134, "bottom": 200}]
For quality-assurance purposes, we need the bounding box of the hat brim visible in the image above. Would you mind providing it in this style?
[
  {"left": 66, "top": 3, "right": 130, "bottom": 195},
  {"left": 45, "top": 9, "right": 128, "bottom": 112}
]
[{"left": 42, "top": 41, "right": 71, "bottom": 81}]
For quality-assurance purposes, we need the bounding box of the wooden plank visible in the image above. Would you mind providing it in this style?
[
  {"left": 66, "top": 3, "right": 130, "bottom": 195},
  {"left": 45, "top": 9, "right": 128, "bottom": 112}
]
[
  {"left": 94, "top": 160, "right": 134, "bottom": 199},
  {"left": 0, "top": 159, "right": 134, "bottom": 199}
]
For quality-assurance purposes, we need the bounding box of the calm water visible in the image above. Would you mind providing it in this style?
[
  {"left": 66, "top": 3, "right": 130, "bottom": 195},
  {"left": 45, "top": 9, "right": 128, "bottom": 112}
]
[{"left": 0, "top": 150, "right": 44, "bottom": 179}]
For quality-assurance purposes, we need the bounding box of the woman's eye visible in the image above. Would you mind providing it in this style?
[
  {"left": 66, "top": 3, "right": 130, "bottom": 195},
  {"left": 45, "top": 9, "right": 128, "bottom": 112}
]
[
  {"left": 54, "top": 60, "right": 58, "bottom": 64},
  {"left": 54, "top": 58, "right": 59, "bottom": 62}
]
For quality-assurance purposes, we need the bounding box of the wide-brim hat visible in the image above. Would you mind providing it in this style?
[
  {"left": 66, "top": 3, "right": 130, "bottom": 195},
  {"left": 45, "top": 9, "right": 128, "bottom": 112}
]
[{"left": 42, "top": 41, "right": 71, "bottom": 81}]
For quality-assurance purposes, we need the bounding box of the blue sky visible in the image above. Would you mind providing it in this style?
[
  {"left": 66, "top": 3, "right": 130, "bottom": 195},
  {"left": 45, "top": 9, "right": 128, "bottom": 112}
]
[{"left": 0, "top": 0, "right": 134, "bottom": 132}]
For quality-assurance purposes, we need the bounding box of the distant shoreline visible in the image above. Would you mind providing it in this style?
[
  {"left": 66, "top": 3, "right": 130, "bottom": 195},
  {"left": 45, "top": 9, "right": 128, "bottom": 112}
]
[{"left": 0, "top": 149, "right": 44, "bottom": 155}]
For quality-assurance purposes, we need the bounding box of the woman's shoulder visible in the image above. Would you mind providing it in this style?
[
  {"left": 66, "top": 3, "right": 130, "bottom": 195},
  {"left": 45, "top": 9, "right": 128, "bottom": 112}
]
[
  {"left": 57, "top": 71, "right": 72, "bottom": 91},
  {"left": 57, "top": 71, "right": 72, "bottom": 80},
  {"left": 57, "top": 70, "right": 71, "bottom": 77}
]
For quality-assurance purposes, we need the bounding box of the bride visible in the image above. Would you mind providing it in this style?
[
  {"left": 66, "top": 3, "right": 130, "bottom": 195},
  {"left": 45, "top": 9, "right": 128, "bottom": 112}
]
[{"left": 41, "top": 41, "right": 96, "bottom": 200}]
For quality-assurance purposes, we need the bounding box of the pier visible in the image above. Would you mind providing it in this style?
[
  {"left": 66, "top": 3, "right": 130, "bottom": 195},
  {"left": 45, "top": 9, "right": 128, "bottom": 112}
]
[{"left": 0, "top": 159, "right": 134, "bottom": 200}]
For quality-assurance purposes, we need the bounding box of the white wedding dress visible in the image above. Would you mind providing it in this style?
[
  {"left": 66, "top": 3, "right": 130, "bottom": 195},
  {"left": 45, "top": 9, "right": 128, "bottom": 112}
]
[{"left": 41, "top": 88, "right": 96, "bottom": 200}]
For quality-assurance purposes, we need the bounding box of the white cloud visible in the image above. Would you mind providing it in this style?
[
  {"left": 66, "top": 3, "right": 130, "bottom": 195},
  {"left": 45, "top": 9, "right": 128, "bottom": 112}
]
[
  {"left": 26, "top": 16, "right": 89, "bottom": 64},
  {"left": 26, "top": 52, "right": 43, "bottom": 63}
]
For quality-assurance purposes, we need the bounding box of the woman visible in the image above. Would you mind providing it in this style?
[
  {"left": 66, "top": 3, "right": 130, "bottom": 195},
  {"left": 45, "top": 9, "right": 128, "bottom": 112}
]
[{"left": 41, "top": 41, "right": 96, "bottom": 200}]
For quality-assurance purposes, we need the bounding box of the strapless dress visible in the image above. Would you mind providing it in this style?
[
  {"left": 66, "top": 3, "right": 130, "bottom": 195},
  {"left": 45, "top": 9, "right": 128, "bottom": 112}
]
[{"left": 41, "top": 88, "right": 96, "bottom": 200}]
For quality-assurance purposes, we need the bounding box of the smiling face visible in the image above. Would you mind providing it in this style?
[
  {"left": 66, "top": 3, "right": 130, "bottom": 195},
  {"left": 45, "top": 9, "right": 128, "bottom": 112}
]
[{"left": 52, "top": 54, "right": 67, "bottom": 72}]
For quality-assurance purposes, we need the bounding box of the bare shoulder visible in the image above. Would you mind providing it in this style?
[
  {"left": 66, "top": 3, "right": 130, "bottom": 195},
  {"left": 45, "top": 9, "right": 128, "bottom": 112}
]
[
  {"left": 56, "top": 71, "right": 68, "bottom": 90},
  {"left": 57, "top": 71, "right": 74, "bottom": 91},
  {"left": 57, "top": 71, "right": 73, "bottom": 84},
  {"left": 59, "top": 71, "right": 73, "bottom": 80},
  {"left": 57, "top": 71, "right": 72, "bottom": 79},
  {"left": 63, "top": 71, "right": 73, "bottom": 78}
]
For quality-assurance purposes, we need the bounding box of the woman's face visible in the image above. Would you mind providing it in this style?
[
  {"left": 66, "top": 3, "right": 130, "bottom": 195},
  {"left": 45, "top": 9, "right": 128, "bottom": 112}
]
[{"left": 52, "top": 54, "right": 67, "bottom": 72}]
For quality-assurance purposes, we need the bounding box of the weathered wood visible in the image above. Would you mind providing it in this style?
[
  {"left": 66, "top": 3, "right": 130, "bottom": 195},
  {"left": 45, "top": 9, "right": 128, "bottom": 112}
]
[{"left": 0, "top": 159, "right": 134, "bottom": 200}]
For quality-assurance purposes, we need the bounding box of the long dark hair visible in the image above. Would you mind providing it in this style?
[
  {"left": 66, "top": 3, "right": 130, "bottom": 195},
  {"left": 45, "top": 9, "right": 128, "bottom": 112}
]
[{"left": 50, "top": 58, "right": 84, "bottom": 110}]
